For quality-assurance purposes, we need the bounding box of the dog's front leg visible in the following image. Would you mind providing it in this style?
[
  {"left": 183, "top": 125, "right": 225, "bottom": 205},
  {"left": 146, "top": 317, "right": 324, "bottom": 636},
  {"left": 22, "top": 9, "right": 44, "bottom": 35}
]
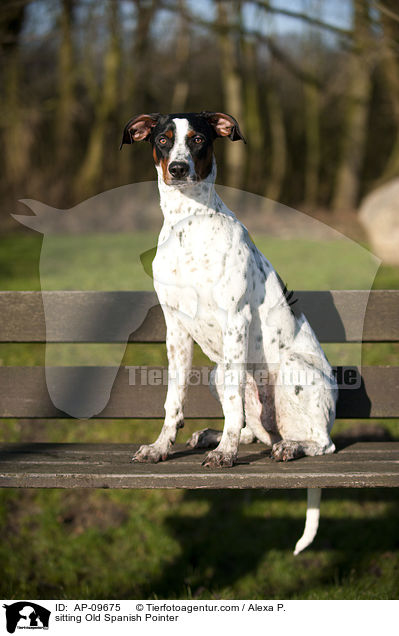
[
  {"left": 132, "top": 309, "right": 193, "bottom": 463},
  {"left": 202, "top": 308, "right": 250, "bottom": 468}
]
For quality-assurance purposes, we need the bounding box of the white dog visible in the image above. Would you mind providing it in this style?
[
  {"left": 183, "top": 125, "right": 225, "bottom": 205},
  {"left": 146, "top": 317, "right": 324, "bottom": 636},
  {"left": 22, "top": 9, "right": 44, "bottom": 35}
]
[{"left": 121, "top": 111, "right": 337, "bottom": 554}]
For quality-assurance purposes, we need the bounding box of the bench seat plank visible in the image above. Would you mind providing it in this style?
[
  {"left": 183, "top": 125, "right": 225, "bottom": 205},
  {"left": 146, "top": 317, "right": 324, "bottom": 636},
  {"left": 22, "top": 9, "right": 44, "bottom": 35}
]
[
  {"left": 0, "top": 442, "right": 398, "bottom": 489},
  {"left": 0, "top": 366, "right": 398, "bottom": 418}
]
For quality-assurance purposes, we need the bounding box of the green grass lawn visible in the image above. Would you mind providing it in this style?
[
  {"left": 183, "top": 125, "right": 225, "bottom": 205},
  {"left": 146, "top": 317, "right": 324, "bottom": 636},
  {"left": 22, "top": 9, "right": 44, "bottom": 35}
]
[
  {"left": 0, "top": 231, "right": 398, "bottom": 599},
  {"left": 0, "top": 231, "right": 384, "bottom": 291}
]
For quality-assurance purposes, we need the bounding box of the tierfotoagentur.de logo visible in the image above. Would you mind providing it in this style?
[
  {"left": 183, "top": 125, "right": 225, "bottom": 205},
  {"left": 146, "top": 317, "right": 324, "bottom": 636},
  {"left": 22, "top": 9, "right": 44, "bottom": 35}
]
[{"left": 3, "top": 603, "right": 51, "bottom": 634}]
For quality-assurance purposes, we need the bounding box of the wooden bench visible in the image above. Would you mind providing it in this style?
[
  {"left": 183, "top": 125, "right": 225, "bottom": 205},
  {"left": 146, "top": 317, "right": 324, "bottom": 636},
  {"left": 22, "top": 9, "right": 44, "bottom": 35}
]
[{"left": 0, "top": 290, "right": 398, "bottom": 489}]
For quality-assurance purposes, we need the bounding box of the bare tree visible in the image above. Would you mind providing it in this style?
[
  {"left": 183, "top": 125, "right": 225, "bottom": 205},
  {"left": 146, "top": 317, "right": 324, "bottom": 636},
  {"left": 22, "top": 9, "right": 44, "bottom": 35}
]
[
  {"left": 170, "top": 0, "right": 190, "bottom": 112},
  {"left": 76, "top": 0, "right": 122, "bottom": 196},
  {"left": 264, "top": 69, "right": 287, "bottom": 204},
  {"left": 241, "top": 34, "right": 264, "bottom": 190},
  {"left": 303, "top": 81, "right": 320, "bottom": 207},
  {"left": 56, "top": 0, "right": 77, "bottom": 167},
  {"left": 332, "top": 0, "right": 374, "bottom": 211},
  {"left": 300, "top": 0, "right": 323, "bottom": 208},
  {"left": 131, "top": 0, "right": 161, "bottom": 113},
  {"left": 0, "top": 0, "right": 29, "bottom": 193},
  {"left": 216, "top": 0, "right": 246, "bottom": 189},
  {"left": 375, "top": 0, "right": 399, "bottom": 184}
]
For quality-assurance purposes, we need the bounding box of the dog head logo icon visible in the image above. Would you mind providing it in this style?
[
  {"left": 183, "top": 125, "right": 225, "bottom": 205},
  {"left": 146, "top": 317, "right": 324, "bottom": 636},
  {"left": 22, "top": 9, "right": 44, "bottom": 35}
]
[{"left": 3, "top": 602, "right": 50, "bottom": 634}]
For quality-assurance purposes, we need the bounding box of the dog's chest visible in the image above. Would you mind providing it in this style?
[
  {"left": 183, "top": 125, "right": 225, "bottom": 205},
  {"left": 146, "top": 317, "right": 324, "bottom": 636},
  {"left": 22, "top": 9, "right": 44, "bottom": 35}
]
[
  {"left": 154, "top": 213, "right": 235, "bottom": 293},
  {"left": 152, "top": 213, "right": 240, "bottom": 358}
]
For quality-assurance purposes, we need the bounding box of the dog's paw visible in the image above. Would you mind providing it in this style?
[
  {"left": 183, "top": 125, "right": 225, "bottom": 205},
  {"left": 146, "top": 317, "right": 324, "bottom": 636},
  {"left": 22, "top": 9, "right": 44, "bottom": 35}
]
[
  {"left": 131, "top": 444, "right": 168, "bottom": 463},
  {"left": 186, "top": 428, "right": 222, "bottom": 449},
  {"left": 202, "top": 449, "right": 237, "bottom": 468},
  {"left": 271, "top": 440, "right": 305, "bottom": 462}
]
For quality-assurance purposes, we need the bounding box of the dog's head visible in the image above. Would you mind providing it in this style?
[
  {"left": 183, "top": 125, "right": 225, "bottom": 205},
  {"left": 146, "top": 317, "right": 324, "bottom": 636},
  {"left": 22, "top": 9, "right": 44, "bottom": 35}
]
[{"left": 120, "top": 111, "right": 245, "bottom": 186}]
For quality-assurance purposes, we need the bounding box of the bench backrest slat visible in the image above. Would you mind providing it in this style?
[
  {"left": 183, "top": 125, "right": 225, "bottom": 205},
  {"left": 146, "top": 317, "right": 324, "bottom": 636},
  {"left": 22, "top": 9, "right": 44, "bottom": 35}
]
[
  {"left": 0, "top": 365, "right": 397, "bottom": 418},
  {"left": 1, "top": 290, "right": 398, "bottom": 343}
]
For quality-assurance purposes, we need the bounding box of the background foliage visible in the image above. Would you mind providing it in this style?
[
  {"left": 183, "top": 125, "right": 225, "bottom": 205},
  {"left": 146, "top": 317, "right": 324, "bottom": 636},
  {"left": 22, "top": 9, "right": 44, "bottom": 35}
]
[{"left": 2, "top": 0, "right": 399, "bottom": 229}]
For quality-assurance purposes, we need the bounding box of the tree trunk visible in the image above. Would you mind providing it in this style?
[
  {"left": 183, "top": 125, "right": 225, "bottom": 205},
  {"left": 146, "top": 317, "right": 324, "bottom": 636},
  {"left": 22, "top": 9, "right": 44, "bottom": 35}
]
[
  {"left": 375, "top": 1, "right": 399, "bottom": 184},
  {"left": 304, "top": 80, "right": 320, "bottom": 208},
  {"left": 264, "top": 78, "right": 287, "bottom": 205},
  {"left": 170, "top": 0, "right": 190, "bottom": 113},
  {"left": 76, "top": 0, "right": 121, "bottom": 197},
  {"left": 0, "top": 1, "right": 28, "bottom": 192},
  {"left": 217, "top": 1, "right": 245, "bottom": 189},
  {"left": 131, "top": 0, "right": 160, "bottom": 114},
  {"left": 242, "top": 37, "right": 263, "bottom": 192},
  {"left": 116, "top": 0, "right": 160, "bottom": 184},
  {"left": 332, "top": 0, "right": 372, "bottom": 211},
  {"left": 56, "top": 0, "right": 76, "bottom": 167}
]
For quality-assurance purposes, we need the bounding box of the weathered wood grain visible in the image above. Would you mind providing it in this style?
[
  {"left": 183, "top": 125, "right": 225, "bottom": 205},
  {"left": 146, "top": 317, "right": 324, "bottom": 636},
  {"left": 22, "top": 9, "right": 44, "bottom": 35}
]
[
  {"left": 0, "top": 442, "right": 398, "bottom": 488},
  {"left": 0, "top": 366, "right": 398, "bottom": 418},
  {"left": 1, "top": 289, "right": 398, "bottom": 491},
  {"left": 1, "top": 290, "right": 398, "bottom": 342}
]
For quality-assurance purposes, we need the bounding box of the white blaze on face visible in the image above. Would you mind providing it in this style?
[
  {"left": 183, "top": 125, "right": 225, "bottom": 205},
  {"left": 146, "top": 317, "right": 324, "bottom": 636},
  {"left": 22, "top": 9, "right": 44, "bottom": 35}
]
[{"left": 169, "top": 117, "right": 195, "bottom": 176}]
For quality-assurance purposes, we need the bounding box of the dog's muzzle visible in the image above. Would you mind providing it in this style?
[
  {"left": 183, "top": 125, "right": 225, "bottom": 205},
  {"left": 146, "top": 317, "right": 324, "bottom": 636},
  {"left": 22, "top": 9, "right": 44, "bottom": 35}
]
[{"left": 168, "top": 161, "right": 190, "bottom": 179}]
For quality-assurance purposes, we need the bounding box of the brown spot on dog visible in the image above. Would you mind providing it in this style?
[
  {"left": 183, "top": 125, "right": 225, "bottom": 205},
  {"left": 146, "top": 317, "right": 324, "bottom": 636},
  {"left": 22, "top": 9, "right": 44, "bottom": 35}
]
[{"left": 160, "top": 156, "right": 170, "bottom": 182}]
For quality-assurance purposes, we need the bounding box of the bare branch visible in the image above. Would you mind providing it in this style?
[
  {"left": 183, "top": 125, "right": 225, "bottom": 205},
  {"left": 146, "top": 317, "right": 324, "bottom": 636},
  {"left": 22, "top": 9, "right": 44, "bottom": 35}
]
[
  {"left": 247, "top": 30, "right": 321, "bottom": 86},
  {"left": 159, "top": 0, "right": 321, "bottom": 86},
  {"left": 251, "top": 0, "right": 353, "bottom": 37},
  {"left": 372, "top": 1, "right": 399, "bottom": 24}
]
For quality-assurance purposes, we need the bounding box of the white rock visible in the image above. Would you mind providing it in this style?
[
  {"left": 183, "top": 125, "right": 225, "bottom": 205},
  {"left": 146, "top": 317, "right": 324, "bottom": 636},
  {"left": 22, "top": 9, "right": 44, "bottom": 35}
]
[{"left": 359, "top": 179, "right": 399, "bottom": 265}]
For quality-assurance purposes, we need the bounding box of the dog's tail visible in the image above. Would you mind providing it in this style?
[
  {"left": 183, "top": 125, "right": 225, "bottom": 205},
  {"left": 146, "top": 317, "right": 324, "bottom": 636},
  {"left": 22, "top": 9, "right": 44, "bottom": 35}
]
[{"left": 294, "top": 487, "right": 321, "bottom": 555}]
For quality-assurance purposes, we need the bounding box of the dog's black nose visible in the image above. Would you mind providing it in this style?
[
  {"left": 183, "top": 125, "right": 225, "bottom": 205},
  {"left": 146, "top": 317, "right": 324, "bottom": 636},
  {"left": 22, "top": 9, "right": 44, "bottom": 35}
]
[{"left": 168, "top": 161, "right": 190, "bottom": 179}]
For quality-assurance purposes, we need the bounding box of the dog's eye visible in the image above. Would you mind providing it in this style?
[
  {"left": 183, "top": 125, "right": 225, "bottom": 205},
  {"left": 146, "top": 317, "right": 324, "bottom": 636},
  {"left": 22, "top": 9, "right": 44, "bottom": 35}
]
[
  {"left": 193, "top": 136, "right": 204, "bottom": 144},
  {"left": 158, "top": 136, "right": 168, "bottom": 145}
]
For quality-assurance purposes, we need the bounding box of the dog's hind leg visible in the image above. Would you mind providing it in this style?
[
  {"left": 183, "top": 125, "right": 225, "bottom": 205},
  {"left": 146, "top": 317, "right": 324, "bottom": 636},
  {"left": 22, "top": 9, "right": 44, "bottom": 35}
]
[
  {"left": 187, "top": 425, "right": 255, "bottom": 449},
  {"left": 243, "top": 371, "right": 280, "bottom": 447},
  {"left": 271, "top": 351, "right": 337, "bottom": 462},
  {"left": 271, "top": 439, "right": 335, "bottom": 461},
  {"left": 186, "top": 428, "right": 222, "bottom": 449},
  {"left": 187, "top": 368, "right": 279, "bottom": 449},
  {"left": 186, "top": 366, "right": 223, "bottom": 449}
]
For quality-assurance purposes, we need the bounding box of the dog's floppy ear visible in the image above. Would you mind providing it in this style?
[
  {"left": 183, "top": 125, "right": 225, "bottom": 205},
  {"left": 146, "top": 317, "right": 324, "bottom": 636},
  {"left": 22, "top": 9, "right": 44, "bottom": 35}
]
[
  {"left": 201, "top": 111, "right": 246, "bottom": 143},
  {"left": 120, "top": 113, "right": 161, "bottom": 148}
]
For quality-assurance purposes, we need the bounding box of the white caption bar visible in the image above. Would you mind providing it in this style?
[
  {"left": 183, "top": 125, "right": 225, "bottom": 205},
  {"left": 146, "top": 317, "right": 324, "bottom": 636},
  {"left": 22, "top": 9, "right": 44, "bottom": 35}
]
[{"left": 1, "top": 600, "right": 397, "bottom": 636}]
